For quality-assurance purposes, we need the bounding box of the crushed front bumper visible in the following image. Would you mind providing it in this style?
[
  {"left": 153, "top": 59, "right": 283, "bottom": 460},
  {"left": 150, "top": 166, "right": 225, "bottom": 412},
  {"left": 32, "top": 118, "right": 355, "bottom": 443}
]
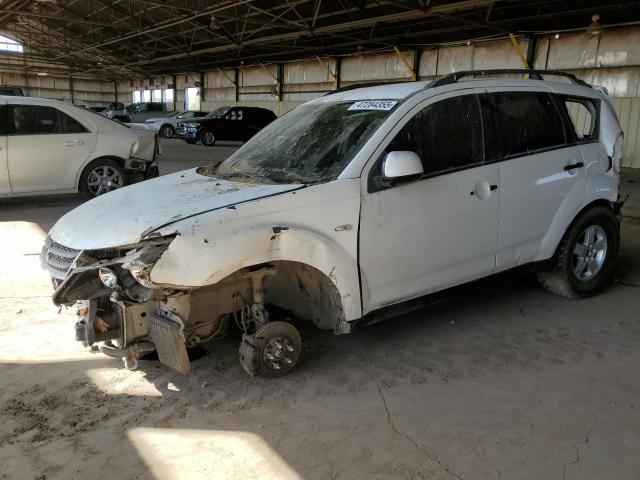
[{"left": 73, "top": 295, "right": 190, "bottom": 373}]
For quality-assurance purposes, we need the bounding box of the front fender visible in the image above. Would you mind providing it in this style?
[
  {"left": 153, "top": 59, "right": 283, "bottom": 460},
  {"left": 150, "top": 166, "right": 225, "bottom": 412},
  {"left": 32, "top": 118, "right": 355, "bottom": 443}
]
[{"left": 150, "top": 224, "right": 362, "bottom": 321}]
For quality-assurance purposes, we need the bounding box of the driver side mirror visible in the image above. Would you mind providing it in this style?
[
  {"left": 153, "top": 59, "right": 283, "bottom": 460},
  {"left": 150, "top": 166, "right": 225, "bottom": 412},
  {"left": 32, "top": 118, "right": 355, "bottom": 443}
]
[{"left": 383, "top": 151, "right": 423, "bottom": 179}]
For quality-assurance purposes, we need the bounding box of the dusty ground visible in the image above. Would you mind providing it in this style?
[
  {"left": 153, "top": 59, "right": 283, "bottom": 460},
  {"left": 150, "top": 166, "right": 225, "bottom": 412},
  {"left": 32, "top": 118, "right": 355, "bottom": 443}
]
[{"left": 1, "top": 144, "right": 639, "bottom": 480}]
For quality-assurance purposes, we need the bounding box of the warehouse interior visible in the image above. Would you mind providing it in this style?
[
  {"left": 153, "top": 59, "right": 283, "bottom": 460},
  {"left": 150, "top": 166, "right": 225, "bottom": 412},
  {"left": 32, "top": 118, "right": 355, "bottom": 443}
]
[
  {"left": 2, "top": 1, "right": 640, "bottom": 166},
  {"left": 1, "top": 1, "right": 640, "bottom": 479}
]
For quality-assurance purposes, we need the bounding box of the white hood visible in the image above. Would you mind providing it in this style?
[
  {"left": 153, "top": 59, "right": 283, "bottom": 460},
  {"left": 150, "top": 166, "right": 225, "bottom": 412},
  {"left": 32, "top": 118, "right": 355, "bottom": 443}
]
[{"left": 49, "top": 169, "right": 303, "bottom": 250}]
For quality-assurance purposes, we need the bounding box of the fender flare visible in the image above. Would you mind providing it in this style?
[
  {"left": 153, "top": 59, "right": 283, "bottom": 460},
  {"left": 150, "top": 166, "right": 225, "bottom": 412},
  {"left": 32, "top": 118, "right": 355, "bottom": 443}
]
[
  {"left": 150, "top": 224, "right": 363, "bottom": 321},
  {"left": 539, "top": 170, "right": 618, "bottom": 262}
]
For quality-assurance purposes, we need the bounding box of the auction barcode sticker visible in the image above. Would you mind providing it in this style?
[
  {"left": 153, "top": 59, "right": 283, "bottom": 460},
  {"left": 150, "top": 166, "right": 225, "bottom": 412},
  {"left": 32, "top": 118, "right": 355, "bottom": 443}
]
[{"left": 348, "top": 100, "right": 398, "bottom": 111}]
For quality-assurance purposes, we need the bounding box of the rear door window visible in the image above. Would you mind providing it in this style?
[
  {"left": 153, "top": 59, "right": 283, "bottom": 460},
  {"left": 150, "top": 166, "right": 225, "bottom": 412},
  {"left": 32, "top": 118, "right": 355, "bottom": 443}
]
[
  {"left": 59, "top": 111, "right": 89, "bottom": 133},
  {"left": 8, "top": 105, "right": 88, "bottom": 134},
  {"left": 482, "top": 91, "right": 566, "bottom": 161},
  {"left": 387, "top": 93, "right": 484, "bottom": 176}
]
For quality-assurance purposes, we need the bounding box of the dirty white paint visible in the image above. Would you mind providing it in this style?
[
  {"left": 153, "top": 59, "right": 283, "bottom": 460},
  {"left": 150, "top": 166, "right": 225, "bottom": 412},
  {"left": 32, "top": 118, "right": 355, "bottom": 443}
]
[
  {"left": 150, "top": 178, "right": 362, "bottom": 322},
  {"left": 49, "top": 169, "right": 301, "bottom": 249},
  {"left": 48, "top": 78, "right": 623, "bottom": 328}
]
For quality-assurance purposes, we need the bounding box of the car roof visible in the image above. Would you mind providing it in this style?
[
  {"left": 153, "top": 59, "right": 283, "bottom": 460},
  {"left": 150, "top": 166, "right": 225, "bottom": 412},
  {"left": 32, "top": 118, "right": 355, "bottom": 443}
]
[
  {"left": 317, "top": 77, "right": 597, "bottom": 103},
  {"left": 0, "top": 95, "right": 73, "bottom": 106}
]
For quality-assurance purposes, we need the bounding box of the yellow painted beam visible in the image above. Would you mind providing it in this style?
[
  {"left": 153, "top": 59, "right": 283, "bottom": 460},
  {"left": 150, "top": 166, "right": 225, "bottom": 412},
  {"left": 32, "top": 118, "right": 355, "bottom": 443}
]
[
  {"left": 259, "top": 63, "right": 279, "bottom": 83},
  {"left": 393, "top": 47, "right": 416, "bottom": 81},
  {"left": 217, "top": 68, "right": 236, "bottom": 85},
  {"left": 508, "top": 33, "right": 530, "bottom": 70},
  {"left": 315, "top": 55, "right": 337, "bottom": 80}
]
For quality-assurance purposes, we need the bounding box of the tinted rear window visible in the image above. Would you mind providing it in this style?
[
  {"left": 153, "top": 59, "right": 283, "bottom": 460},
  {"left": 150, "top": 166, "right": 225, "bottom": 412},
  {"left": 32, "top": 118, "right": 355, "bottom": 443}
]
[{"left": 482, "top": 91, "right": 566, "bottom": 160}]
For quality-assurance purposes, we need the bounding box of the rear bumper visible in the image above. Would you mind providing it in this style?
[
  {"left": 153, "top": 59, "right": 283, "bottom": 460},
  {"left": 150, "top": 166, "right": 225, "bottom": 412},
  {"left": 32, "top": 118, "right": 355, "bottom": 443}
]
[{"left": 125, "top": 133, "right": 160, "bottom": 182}]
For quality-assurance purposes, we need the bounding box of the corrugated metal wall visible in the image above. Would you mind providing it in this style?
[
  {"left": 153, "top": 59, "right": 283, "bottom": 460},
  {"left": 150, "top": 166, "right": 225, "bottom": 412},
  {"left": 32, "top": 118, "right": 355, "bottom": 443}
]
[
  {"left": 613, "top": 98, "right": 640, "bottom": 169},
  {"left": 123, "top": 26, "right": 640, "bottom": 168},
  {"left": 0, "top": 65, "right": 116, "bottom": 107}
]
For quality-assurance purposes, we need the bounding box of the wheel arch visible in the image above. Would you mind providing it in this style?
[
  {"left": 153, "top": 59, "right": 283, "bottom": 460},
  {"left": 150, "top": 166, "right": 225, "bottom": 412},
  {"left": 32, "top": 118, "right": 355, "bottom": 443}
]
[
  {"left": 206, "top": 260, "right": 348, "bottom": 332},
  {"left": 543, "top": 198, "right": 617, "bottom": 262},
  {"left": 159, "top": 123, "right": 175, "bottom": 136},
  {"left": 150, "top": 224, "right": 362, "bottom": 329}
]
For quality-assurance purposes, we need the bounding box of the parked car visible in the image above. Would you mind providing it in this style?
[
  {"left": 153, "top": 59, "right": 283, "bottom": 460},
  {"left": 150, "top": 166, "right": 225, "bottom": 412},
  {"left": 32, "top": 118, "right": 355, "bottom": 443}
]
[
  {"left": 0, "top": 95, "right": 159, "bottom": 198},
  {"left": 42, "top": 70, "right": 624, "bottom": 378},
  {"left": 101, "top": 102, "right": 130, "bottom": 123},
  {"left": 103, "top": 102, "right": 175, "bottom": 123},
  {"left": 143, "top": 110, "right": 210, "bottom": 138},
  {"left": 127, "top": 102, "right": 175, "bottom": 123},
  {"left": 0, "top": 85, "right": 24, "bottom": 96},
  {"left": 175, "top": 106, "right": 276, "bottom": 145}
]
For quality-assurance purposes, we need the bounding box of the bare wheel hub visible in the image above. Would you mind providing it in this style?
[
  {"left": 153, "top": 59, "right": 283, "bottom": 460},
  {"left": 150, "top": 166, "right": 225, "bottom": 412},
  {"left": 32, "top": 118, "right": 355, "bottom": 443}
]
[
  {"left": 263, "top": 335, "right": 296, "bottom": 370},
  {"left": 239, "top": 321, "right": 302, "bottom": 377}
]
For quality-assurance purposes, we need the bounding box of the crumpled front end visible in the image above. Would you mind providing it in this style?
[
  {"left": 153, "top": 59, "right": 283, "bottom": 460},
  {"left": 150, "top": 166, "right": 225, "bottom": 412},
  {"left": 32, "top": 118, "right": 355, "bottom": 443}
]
[{"left": 40, "top": 234, "right": 223, "bottom": 374}]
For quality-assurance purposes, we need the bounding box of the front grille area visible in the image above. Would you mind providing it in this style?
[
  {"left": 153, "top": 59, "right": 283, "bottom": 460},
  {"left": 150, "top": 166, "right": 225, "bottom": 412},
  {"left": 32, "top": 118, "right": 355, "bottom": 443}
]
[{"left": 41, "top": 236, "right": 82, "bottom": 280}]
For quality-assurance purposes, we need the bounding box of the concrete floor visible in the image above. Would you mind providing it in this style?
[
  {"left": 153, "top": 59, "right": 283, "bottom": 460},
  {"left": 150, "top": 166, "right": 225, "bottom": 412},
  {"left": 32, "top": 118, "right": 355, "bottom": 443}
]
[{"left": 1, "top": 141, "right": 639, "bottom": 480}]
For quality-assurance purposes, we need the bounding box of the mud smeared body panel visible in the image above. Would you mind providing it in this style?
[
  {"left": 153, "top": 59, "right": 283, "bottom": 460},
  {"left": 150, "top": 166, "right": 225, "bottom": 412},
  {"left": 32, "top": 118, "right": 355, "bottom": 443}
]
[{"left": 49, "top": 169, "right": 301, "bottom": 249}]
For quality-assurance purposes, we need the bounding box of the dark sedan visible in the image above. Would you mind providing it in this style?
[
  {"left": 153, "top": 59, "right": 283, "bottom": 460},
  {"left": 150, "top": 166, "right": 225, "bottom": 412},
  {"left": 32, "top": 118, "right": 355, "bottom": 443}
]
[{"left": 175, "top": 106, "right": 277, "bottom": 146}]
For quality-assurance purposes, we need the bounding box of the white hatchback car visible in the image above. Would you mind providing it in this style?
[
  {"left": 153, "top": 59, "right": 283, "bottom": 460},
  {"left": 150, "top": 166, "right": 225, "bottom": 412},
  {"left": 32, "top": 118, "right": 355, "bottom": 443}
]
[
  {"left": 42, "top": 70, "right": 624, "bottom": 377},
  {"left": 0, "top": 96, "right": 159, "bottom": 198}
]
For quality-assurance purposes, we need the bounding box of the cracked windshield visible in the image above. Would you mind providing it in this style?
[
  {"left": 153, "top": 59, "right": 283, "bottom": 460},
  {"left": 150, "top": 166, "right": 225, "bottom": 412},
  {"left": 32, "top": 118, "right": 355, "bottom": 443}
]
[{"left": 202, "top": 101, "right": 396, "bottom": 184}]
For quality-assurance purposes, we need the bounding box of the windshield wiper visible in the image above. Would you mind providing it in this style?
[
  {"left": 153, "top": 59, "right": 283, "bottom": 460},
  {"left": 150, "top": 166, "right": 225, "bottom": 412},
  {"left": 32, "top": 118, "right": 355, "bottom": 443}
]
[{"left": 216, "top": 171, "right": 277, "bottom": 183}]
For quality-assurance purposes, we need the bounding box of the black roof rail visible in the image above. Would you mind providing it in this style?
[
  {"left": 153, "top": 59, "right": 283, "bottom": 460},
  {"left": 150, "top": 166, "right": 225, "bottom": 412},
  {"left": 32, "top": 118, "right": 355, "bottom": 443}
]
[
  {"left": 430, "top": 69, "right": 590, "bottom": 88},
  {"left": 326, "top": 80, "right": 409, "bottom": 95}
]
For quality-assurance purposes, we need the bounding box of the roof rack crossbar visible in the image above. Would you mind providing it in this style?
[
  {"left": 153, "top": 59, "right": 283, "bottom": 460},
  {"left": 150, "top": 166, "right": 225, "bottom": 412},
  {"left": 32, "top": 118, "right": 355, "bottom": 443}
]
[{"left": 430, "top": 69, "right": 589, "bottom": 88}]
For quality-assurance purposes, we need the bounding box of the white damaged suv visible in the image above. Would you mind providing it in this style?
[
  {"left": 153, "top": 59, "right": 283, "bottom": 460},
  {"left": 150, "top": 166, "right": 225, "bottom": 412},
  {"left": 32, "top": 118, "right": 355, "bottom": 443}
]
[{"left": 42, "top": 70, "right": 624, "bottom": 377}]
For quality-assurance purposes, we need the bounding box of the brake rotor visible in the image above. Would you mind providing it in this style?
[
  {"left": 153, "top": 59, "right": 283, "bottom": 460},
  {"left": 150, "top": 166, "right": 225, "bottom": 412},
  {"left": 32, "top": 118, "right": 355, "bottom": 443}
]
[{"left": 239, "top": 321, "right": 302, "bottom": 377}]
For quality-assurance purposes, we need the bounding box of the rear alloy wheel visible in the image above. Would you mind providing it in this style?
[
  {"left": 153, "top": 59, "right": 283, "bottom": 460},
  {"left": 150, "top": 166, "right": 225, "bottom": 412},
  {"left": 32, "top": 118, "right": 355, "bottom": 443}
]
[
  {"left": 80, "top": 159, "right": 126, "bottom": 199},
  {"left": 537, "top": 206, "right": 618, "bottom": 298},
  {"left": 201, "top": 129, "right": 217, "bottom": 147},
  {"left": 239, "top": 321, "right": 302, "bottom": 377},
  {"left": 572, "top": 225, "right": 608, "bottom": 281},
  {"left": 160, "top": 124, "right": 175, "bottom": 138}
]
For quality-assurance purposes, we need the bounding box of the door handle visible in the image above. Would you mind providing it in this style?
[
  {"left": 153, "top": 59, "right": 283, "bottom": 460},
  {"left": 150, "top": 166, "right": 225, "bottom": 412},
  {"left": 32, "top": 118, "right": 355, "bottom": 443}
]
[
  {"left": 62, "top": 140, "right": 75, "bottom": 147},
  {"left": 564, "top": 161, "right": 584, "bottom": 171},
  {"left": 75, "top": 140, "right": 85, "bottom": 145},
  {"left": 470, "top": 181, "right": 497, "bottom": 198}
]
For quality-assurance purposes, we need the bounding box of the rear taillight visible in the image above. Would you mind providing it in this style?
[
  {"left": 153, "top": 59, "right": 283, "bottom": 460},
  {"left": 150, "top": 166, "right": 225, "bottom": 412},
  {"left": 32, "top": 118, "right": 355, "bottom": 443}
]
[{"left": 612, "top": 133, "right": 624, "bottom": 173}]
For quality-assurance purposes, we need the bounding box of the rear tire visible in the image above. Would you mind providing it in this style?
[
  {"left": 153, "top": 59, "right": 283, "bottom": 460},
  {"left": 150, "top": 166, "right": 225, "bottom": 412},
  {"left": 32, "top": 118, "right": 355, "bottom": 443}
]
[
  {"left": 201, "top": 129, "right": 217, "bottom": 147},
  {"left": 159, "top": 124, "right": 175, "bottom": 138},
  {"left": 79, "top": 159, "right": 126, "bottom": 199},
  {"left": 536, "top": 206, "right": 619, "bottom": 298}
]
